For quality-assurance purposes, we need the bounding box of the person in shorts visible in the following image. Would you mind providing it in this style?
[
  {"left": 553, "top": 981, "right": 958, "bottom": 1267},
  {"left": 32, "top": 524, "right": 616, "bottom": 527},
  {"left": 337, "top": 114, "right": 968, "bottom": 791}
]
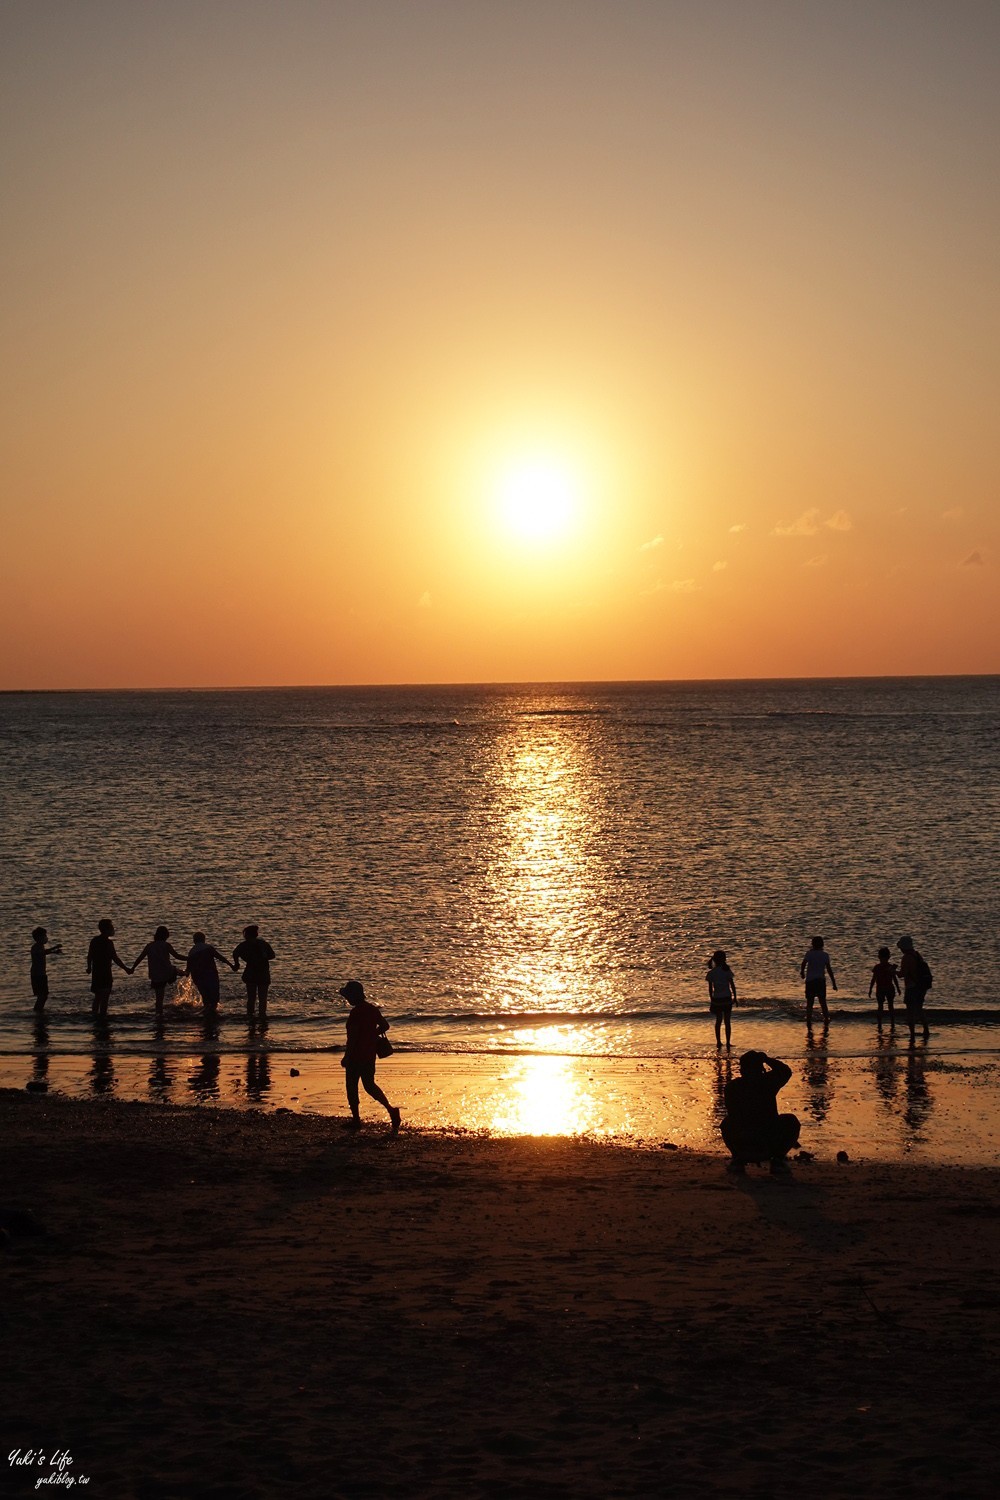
[
  {"left": 800, "top": 936, "right": 836, "bottom": 1025},
  {"left": 706, "top": 949, "right": 738, "bottom": 1049},
  {"left": 868, "top": 945, "right": 900, "bottom": 1029},
  {"left": 897, "top": 934, "right": 931, "bottom": 1044},
  {"left": 339, "top": 980, "right": 400, "bottom": 1133},
  {"left": 87, "top": 918, "right": 129, "bottom": 1018},
  {"left": 30, "top": 927, "right": 61, "bottom": 1013}
]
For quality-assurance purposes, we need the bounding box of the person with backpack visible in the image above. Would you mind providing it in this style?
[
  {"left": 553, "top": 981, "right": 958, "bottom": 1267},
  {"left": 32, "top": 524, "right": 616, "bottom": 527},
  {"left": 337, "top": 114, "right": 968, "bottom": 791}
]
[{"left": 897, "top": 934, "right": 932, "bottom": 1043}]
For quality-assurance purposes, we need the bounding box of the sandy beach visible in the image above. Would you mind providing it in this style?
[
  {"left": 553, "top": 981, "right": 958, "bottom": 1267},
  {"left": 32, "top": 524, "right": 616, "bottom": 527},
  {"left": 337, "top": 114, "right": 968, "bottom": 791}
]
[{"left": 3, "top": 1089, "right": 999, "bottom": 1498}]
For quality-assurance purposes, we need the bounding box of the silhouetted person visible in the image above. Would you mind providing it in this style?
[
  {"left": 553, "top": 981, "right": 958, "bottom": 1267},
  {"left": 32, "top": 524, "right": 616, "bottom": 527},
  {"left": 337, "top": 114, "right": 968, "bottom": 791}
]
[
  {"left": 30, "top": 926, "right": 61, "bottom": 1012},
  {"left": 183, "top": 931, "right": 236, "bottom": 1017},
  {"left": 800, "top": 935, "right": 836, "bottom": 1025},
  {"left": 87, "top": 919, "right": 128, "bottom": 1018},
  {"left": 339, "top": 980, "right": 400, "bottom": 1133},
  {"left": 129, "top": 925, "right": 186, "bottom": 1014},
  {"left": 869, "top": 945, "right": 900, "bottom": 1029},
  {"left": 721, "top": 1051, "right": 800, "bottom": 1175},
  {"left": 706, "top": 949, "right": 738, "bottom": 1048},
  {"left": 897, "top": 934, "right": 932, "bottom": 1043},
  {"left": 233, "top": 925, "right": 275, "bottom": 1020}
]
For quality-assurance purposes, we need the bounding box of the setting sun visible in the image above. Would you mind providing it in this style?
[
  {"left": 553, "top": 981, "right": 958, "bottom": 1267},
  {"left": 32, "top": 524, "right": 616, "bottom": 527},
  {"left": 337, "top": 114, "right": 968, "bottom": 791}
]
[{"left": 494, "top": 457, "right": 579, "bottom": 544}]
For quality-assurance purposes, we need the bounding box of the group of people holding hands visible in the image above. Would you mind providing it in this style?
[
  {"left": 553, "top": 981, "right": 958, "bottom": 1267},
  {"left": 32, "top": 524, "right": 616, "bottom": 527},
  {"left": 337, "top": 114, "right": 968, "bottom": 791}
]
[
  {"left": 30, "top": 920, "right": 275, "bottom": 1021},
  {"left": 706, "top": 933, "right": 934, "bottom": 1046}
]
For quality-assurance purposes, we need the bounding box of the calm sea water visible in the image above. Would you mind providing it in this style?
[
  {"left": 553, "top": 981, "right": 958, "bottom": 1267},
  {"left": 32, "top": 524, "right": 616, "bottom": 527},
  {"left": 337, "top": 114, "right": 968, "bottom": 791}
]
[{"left": 1, "top": 678, "right": 998, "bottom": 1064}]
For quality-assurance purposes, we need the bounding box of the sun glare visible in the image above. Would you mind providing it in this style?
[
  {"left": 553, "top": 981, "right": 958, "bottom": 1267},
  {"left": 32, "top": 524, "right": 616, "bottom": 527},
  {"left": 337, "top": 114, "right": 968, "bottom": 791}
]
[{"left": 495, "top": 457, "right": 578, "bottom": 543}]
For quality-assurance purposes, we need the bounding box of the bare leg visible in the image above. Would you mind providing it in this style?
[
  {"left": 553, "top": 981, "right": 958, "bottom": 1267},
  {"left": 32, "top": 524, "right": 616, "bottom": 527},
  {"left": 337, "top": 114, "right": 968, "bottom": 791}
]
[
  {"left": 153, "top": 983, "right": 166, "bottom": 1015},
  {"left": 362, "top": 1071, "right": 400, "bottom": 1132},
  {"left": 724, "top": 1012, "right": 731, "bottom": 1047},
  {"left": 714, "top": 1015, "right": 722, "bottom": 1047}
]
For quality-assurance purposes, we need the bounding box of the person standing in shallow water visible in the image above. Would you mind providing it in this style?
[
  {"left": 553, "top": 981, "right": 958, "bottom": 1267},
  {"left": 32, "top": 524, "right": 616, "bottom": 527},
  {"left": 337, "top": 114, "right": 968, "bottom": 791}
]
[
  {"left": 339, "top": 980, "right": 401, "bottom": 1133},
  {"left": 800, "top": 935, "right": 836, "bottom": 1025},
  {"left": 232, "top": 925, "right": 275, "bottom": 1021},
  {"left": 129, "top": 926, "right": 186, "bottom": 1015},
  {"left": 706, "top": 950, "right": 737, "bottom": 1049},
  {"left": 869, "top": 946, "right": 901, "bottom": 1029},
  {"left": 30, "top": 927, "right": 61, "bottom": 1012},
  {"left": 184, "top": 932, "right": 236, "bottom": 1018},
  {"left": 897, "top": 934, "right": 932, "bottom": 1044},
  {"left": 87, "top": 918, "right": 129, "bottom": 1018}
]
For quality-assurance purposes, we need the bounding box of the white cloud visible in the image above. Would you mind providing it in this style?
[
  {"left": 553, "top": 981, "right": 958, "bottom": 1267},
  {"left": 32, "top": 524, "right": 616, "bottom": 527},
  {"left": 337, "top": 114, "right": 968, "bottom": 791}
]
[
  {"left": 961, "top": 550, "right": 985, "bottom": 567},
  {"left": 712, "top": 560, "right": 727, "bottom": 571},
  {"left": 417, "top": 591, "right": 432, "bottom": 608},
  {"left": 824, "top": 510, "right": 853, "bottom": 532},
  {"left": 804, "top": 555, "right": 828, "bottom": 568},
  {"left": 773, "top": 508, "right": 820, "bottom": 537},
  {"left": 640, "top": 534, "right": 664, "bottom": 551},
  {"left": 728, "top": 522, "right": 748, "bottom": 534},
  {"left": 670, "top": 578, "right": 699, "bottom": 593}
]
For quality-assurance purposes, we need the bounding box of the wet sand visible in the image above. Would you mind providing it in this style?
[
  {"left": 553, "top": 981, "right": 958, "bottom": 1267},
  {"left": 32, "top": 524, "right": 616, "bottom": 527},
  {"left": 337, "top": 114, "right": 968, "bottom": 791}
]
[
  {"left": 3, "top": 1088, "right": 999, "bottom": 1498},
  {"left": 5, "top": 1043, "right": 1000, "bottom": 1165}
]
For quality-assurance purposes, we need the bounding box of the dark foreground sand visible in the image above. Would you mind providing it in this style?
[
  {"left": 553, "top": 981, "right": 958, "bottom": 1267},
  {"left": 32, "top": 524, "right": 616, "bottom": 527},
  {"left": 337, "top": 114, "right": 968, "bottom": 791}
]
[{"left": 3, "top": 1090, "right": 1000, "bottom": 1499}]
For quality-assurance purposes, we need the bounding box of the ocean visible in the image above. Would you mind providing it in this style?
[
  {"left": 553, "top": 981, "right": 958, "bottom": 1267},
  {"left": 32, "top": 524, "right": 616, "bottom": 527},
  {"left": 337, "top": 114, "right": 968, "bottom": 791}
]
[{"left": 1, "top": 677, "right": 997, "bottom": 1072}]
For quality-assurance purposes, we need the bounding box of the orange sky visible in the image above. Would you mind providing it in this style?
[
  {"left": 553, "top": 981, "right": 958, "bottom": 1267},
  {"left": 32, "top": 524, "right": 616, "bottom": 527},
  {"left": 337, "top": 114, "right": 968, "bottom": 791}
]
[{"left": 2, "top": 1, "right": 997, "bottom": 688}]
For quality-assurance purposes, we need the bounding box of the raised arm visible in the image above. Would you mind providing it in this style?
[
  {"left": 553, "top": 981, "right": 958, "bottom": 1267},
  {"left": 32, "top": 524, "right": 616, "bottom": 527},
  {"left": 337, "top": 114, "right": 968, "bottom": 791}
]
[{"left": 762, "top": 1055, "right": 792, "bottom": 1090}]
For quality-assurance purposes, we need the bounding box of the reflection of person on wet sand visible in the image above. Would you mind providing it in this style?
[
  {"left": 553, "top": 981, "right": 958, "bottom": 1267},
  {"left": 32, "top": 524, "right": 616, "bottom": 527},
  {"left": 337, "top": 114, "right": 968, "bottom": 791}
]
[
  {"left": 129, "top": 925, "right": 186, "bottom": 1014},
  {"left": 338, "top": 981, "right": 401, "bottom": 1133},
  {"left": 803, "top": 1024, "right": 833, "bottom": 1125},
  {"left": 232, "top": 925, "right": 275, "bottom": 1021},
  {"left": 184, "top": 932, "right": 237, "bottom": 1017},
  {"left": 87, "top": 919, "right": 129, "bottom": 1017},
  {"left": 721, "top": 1052, "right": 800, "bottom": 1176},
  {"left": 903, "top": 1046, "right": 933, "bottom": 1146},
  {"left": 30, "top": 927, "right": 61, "bottom": 1012},
  {"left": 706, "top": 950, "right": 737, "bottom": 1049}
]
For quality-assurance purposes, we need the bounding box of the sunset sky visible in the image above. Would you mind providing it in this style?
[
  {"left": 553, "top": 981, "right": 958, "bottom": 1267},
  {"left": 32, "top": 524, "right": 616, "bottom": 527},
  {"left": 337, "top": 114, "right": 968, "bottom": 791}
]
[{"left": 2, "top": 0, "right": 998, "bottom": 688}]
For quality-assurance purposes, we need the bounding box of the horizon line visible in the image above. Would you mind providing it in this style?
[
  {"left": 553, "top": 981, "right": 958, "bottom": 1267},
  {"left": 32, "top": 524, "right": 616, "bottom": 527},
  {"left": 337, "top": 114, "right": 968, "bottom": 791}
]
[{"left": 2, "top": 670, "right": 998, "bottom": 695}]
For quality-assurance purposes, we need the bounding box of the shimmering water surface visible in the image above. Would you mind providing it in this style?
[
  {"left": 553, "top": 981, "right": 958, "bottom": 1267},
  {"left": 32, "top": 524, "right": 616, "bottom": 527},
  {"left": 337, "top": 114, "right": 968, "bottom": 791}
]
[{"left": 1, "top": 679, "right": 998, "bottom": 1087}]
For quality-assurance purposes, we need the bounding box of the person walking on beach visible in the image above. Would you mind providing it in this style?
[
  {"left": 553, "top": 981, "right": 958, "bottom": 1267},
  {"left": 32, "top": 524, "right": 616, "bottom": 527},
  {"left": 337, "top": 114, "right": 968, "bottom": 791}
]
[
  {"left": 87, "top": 918, "right": 129, "bottom": 1018},
  {"left": 30, "top": 927, "right": 61, "bottom": 1012},
  {"left": 129, "top": 926, "right": 187, "bottom": 1015},
  {"left": 897, "top": 934, "right": 932, "bottom": 1044},
  {"left": 232, "top": 925, "right": 275, "bottom": 1021},
  {"left": 184, "top": 932, "right": 236, "bottom": 1018},
  {"left": 339, "top": 980, "right": 401, "bottom": 1133},
  {"left": 721, "top": 1051, "right": 800, "bottom": 1176},
  {"left": 706, "top": 950, "right": 738, "bottom": 1048},
  {"left": 869, "top": 946, "right": 901, "bottom": 1029},
  {"left": 800, "top": 936, "right": 836, "bottom": 1025}
]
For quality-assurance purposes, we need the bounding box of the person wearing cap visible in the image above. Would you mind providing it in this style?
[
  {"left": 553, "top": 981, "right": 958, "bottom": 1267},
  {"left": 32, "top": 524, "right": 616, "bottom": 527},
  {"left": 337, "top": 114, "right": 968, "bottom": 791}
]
[
  {"left": 720, "top": 1051, "right": 800, "bottom": 1176},
  {"left": 897, "top": 935, "right": 931, "bottom": 1043},
  {"left": 338, "top": 980, "right": 401, "bottom": 1133}
]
